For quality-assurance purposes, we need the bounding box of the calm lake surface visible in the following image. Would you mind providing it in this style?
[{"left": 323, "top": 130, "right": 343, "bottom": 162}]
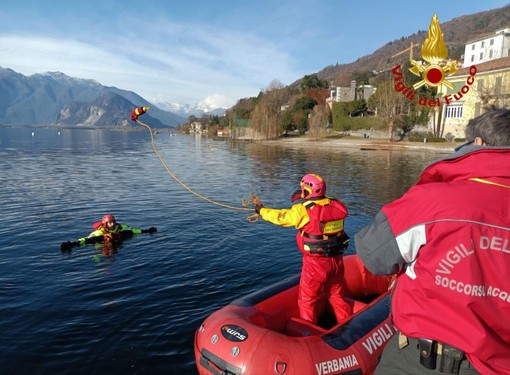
[{"left": 0, "top": 127, "right": 450, "bottom": 374}]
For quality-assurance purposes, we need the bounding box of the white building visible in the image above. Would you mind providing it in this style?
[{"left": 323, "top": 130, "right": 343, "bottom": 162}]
[
  {"left": 189, "top": 121, "right": 204, "bottom": 134},
  {"left": 463, "top": 28, "right": 510, "bottom": 67},
  {"left": 328, "top": 80, "right": 377, "bottom": 103}
]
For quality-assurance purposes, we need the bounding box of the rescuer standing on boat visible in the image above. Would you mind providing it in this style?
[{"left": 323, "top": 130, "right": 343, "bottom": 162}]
[
  {"left": 255, "top": 174, "right": 352, "bottom": 324},
  {"left": 355, "top": 109, "right": 510, "bottom": 374}
]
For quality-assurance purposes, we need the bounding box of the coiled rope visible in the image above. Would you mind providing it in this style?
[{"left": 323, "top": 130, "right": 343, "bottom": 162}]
[{"left": 136, "top": 118, "right": 260, "bottom": 221}]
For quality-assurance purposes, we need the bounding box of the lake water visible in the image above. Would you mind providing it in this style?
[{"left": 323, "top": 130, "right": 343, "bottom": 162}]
[{"left": 0, "top": 127, "right": 450, "bottom": 374}]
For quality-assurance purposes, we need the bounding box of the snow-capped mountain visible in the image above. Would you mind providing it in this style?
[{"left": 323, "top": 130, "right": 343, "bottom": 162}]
[
  {"left": 33, "top": 71, "right": 102, "bottom": 87},
  {"left": 156, "top": 102, "right": 227, "bottom": 118}
]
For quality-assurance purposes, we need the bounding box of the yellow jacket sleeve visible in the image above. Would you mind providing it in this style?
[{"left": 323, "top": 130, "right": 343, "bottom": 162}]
[
  {"left": 77, "top": 229, "right": 103, "bottom": 245},
  {"left": 259, "top": 204, "right": 310, "bottom": 229},
  {"left": 120, "top": 224, "right": 142, "bottom": 234}
]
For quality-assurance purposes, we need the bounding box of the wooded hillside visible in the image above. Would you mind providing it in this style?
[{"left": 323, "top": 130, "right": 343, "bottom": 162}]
[{"left": 309, "top": 4, "right": 510, "bottom": 87}]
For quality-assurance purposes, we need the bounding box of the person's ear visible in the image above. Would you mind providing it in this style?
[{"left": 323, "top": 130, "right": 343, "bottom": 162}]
[{"left": 473, "top": 137, "right": 486, "bottom": 146}]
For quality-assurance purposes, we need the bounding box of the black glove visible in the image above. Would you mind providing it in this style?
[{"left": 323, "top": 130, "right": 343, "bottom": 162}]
[
  {"left": 290, "top": 189, "right": 302, "bottom": 202},
  {"left": 340, "top": 233, "right": 350, "bottom": 249},
  {"left": 60, "top": 241, "right": 74, "bottom": 251},
  {"left": 142, "top": 227, "right": 157, "bottom": 234},
  {"left": 255, "top": 204, "right": 264, "bottom": 214}
]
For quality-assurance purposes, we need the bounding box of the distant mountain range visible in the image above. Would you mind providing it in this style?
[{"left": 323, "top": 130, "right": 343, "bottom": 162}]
[
  {"left": 0, "top": 68, "right": 186, "bottom": 128},
  {"left": 156, "top": 102, "right": 227, "bottom": 118}
]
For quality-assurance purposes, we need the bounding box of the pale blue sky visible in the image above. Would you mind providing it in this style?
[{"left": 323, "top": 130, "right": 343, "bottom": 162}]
[{"left": 0, "top": 0, "right": 507, "bottom": 108}]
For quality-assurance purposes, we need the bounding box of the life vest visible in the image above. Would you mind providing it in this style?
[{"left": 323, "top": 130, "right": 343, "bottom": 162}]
[
  {"left": 96, "top": 224, "right": 123, "bottom": 242},
  {"left": 297, "top": 198, "right": 349, "bottom": 256}
]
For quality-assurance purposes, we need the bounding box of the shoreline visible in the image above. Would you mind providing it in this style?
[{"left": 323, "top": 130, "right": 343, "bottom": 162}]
[{"left": 257, "top": 136, "right": 457, "bottom": 153}]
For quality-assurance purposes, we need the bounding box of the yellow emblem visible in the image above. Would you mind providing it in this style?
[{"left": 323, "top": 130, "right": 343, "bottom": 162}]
[{"left": 409, "top": 13, "right": 458, "bottom": 90}]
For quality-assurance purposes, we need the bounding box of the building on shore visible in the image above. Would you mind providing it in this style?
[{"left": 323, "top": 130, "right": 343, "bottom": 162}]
[
  {"left": 327, "top": 80, "right": 377, "bottom": 106},
  {"left": 462, "top": 28, "right": 510, "bottom": 68},
  {"left": 436, "top": 56, "right": 510, "bottom": 138},
  {"left": 430, "top": 27, "right": 510, "bottom": 139}
]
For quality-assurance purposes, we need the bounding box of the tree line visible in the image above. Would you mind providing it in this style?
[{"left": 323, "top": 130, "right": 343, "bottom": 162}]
[{"left": 178, "top": 61, "right": 502, "bottom": 141}]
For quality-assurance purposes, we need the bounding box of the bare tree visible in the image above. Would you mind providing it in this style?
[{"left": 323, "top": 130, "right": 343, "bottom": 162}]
[
  {"left": 250, "top": 80, "right": 290, "bottom": 139},
  {"left": 368, "top": 79, "right": 412, "bottom": 142},
  {"left": 308, "top": 104, "right": 330, "bottom": 140},
  {"left": 250, "top": 102, "right": 276, "bottom": 139},
  {"left": 476, "top": 77, "right": 510, "bottom": 111},
  {"left": 369, "top": 81, "right": 397, "bottom": 141}
]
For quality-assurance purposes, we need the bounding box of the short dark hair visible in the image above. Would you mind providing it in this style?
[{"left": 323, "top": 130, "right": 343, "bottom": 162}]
[{"left": 465, "top": 109, "right": 510, "bottom": 147}]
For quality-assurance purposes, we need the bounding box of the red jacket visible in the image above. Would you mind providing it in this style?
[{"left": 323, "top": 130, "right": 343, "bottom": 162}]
[{"left": 355, "top": 146, "right": 510, "bottom": 374}]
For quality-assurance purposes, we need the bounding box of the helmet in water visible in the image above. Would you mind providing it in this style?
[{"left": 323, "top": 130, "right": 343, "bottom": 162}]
[
  {"left": 300, "top": 174, "right": 326, "bottom": 199},
  {"left": 102, "top": 214, "right": 116, "bottom": 228}
]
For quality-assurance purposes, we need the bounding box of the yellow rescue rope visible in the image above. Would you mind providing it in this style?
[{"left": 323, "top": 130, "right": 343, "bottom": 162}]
[
  {"left": 135, "top": 117, "right": 260, "bottom": 221},
  {"left": 242, "top": 193, "right": 263, "bottom": 222}
]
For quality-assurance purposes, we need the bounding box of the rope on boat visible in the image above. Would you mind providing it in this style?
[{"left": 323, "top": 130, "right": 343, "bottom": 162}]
[{"left": 135, "top": 116, "right": 259, "bottom": 221}]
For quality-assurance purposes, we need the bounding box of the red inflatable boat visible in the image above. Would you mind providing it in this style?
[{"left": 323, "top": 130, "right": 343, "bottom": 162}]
[{"left": 194, "top": 254, "right": 395, "bottom": 375}]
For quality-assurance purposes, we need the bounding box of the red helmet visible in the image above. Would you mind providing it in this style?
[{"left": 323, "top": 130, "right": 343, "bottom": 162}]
[
  {"left": 101, "top": 214, "right": 116, "bottom": 227},
  {"left": 300, "top": 174, "right": 326, "bottom": 199}
]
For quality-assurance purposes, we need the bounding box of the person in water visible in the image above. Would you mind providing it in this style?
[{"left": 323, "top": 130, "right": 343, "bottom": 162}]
[
  {"left": 60, "top": 214, "right": 157, "bottom": 251},
  {"left": 355, "top": 109, "right": 510, "bottom": 374},
  {"left": 255, "top": 174, "right": 352, "bottom": 324}
]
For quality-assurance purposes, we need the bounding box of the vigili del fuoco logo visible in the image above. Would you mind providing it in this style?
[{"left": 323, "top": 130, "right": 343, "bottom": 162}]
[{"left": 392, "top": 13, "right": 477, "bottom": 107}]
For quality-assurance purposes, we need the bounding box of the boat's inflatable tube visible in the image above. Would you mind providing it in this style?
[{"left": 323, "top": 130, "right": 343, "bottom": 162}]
[{"left": 194, "top": 254, "right": 395, "bottom": 375}]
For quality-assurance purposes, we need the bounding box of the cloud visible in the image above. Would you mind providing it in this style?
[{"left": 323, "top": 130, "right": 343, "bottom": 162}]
[
  {"left": 202, "top": 94, "right": 231, "bottom": 108},
  {"left": 0, "top": 16, "right": 302, "bottom": 108}
]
